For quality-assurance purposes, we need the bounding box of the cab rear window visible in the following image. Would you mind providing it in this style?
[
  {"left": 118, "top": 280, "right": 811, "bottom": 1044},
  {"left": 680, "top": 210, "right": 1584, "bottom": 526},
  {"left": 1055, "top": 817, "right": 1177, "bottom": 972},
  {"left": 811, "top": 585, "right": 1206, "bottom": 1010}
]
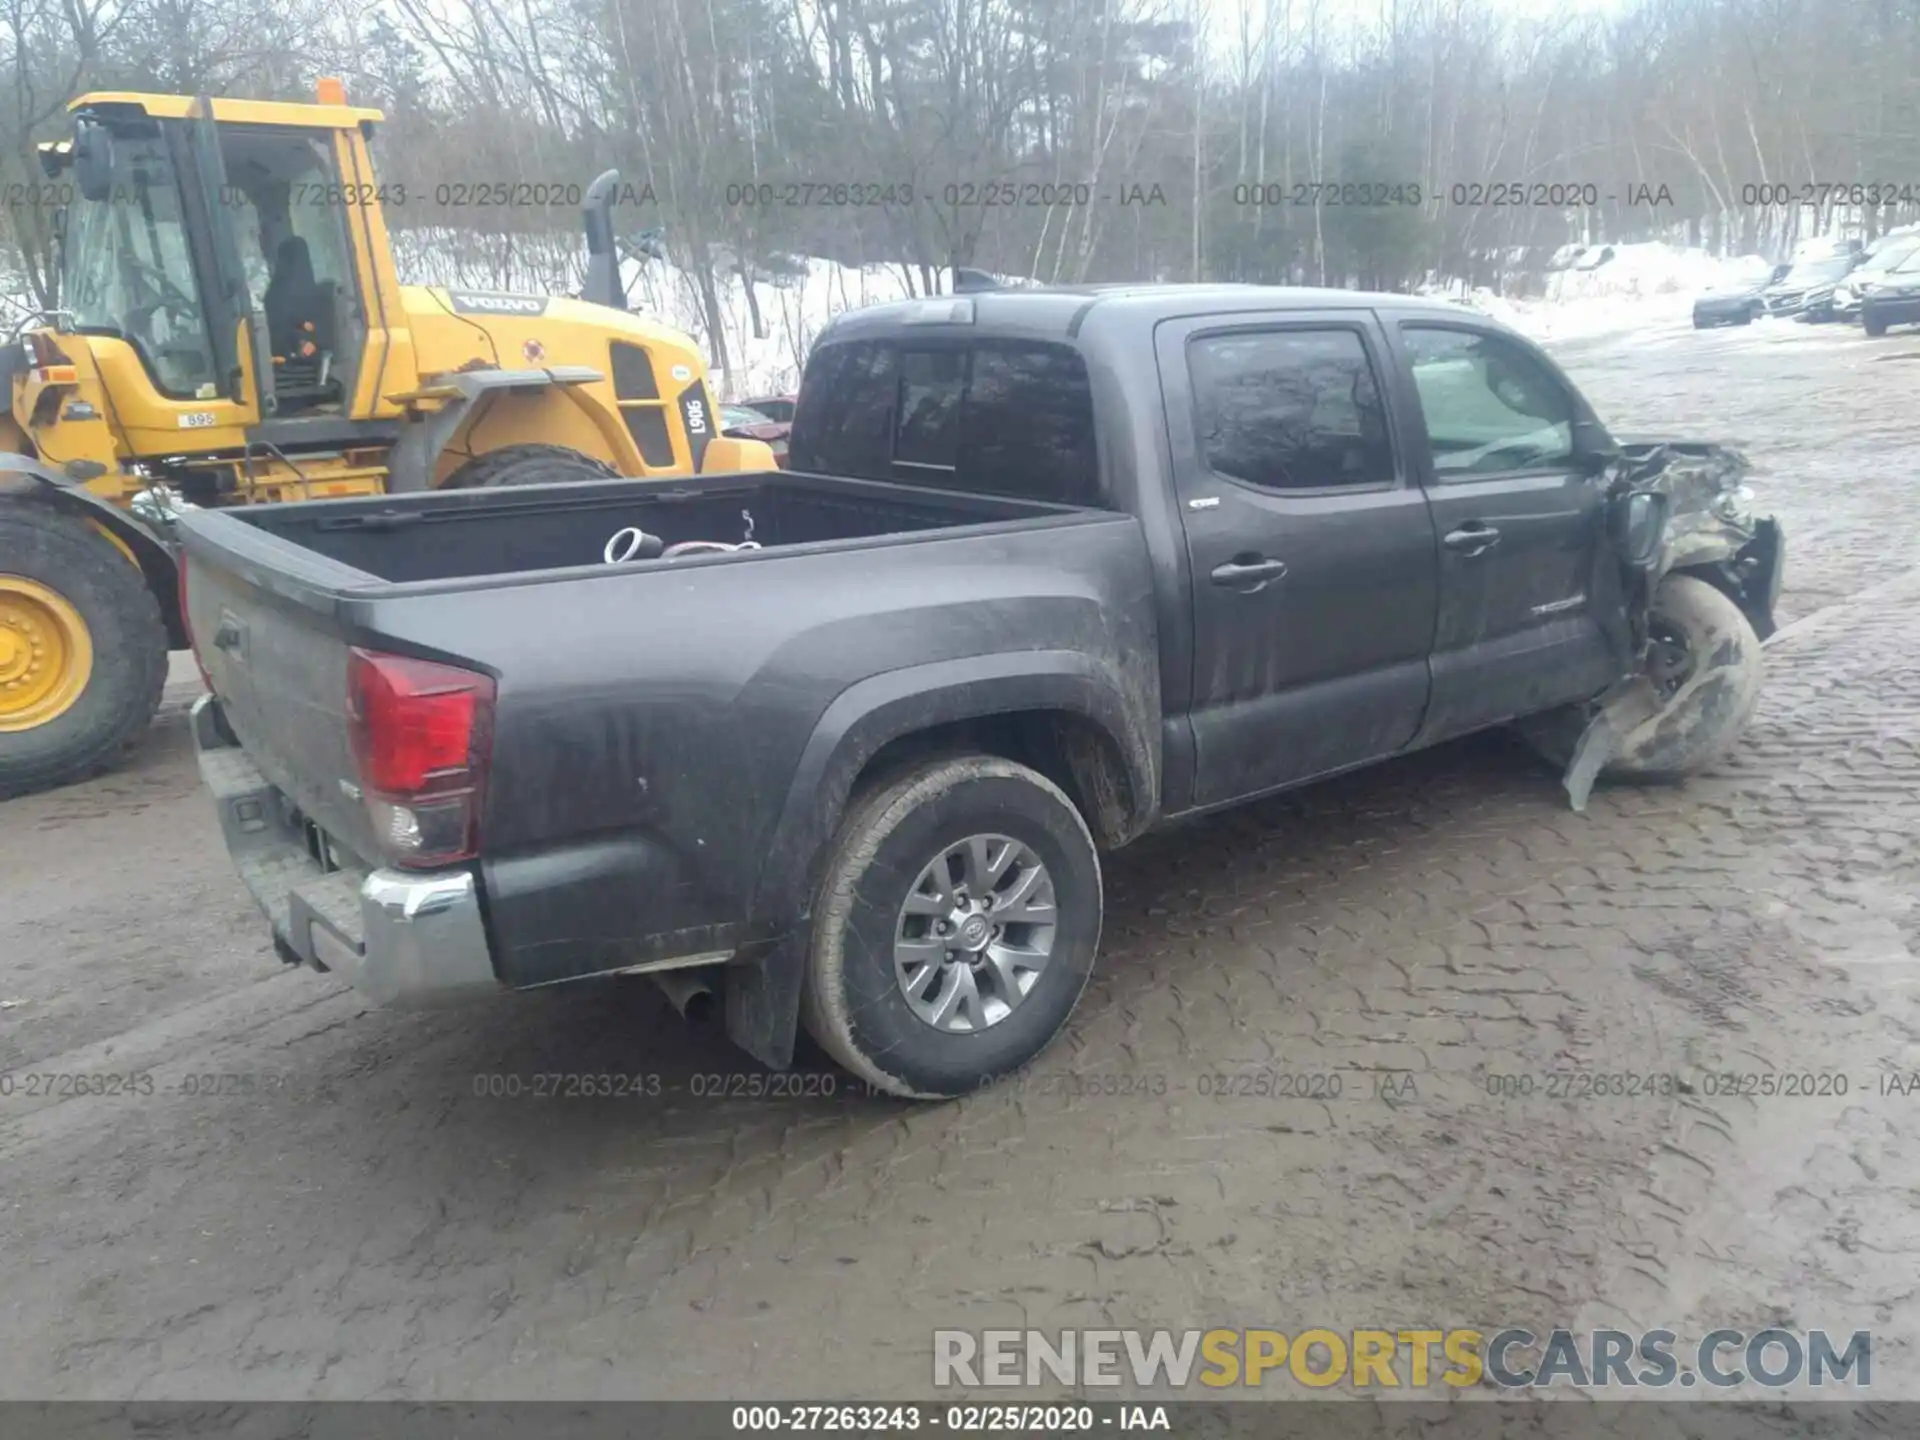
[{"left": 790, "top": 338, "right": 1101, "bottom": 507}]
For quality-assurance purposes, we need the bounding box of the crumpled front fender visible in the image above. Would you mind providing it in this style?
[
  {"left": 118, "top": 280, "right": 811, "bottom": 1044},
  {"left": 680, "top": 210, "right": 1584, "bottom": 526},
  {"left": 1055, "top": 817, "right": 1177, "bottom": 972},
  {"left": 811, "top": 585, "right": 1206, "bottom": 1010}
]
[{"left": 1612, "top": 439, "right": 1782, "bottom": 638}]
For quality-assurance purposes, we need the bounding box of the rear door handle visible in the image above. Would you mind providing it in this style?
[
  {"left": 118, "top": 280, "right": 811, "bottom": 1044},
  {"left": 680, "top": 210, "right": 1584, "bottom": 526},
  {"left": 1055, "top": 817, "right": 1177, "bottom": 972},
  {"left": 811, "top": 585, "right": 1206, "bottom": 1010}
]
[
  {"left": 1443, "top": 523, "right": 1501, "bottom": 556},
  {"left": 1210, "top": 556, "right": 1290, "bottom": 588}
]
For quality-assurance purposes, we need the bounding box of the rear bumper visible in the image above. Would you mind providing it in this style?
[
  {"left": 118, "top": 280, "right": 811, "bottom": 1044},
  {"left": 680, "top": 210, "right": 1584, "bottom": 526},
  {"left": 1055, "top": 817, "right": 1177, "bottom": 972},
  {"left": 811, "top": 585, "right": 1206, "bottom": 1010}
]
[
  {"left": 1863, "top": 297, "right": 1920, "bottom": 327},
  {"left": 191, "top": 695, "right": 502, "bottom": 1006}
]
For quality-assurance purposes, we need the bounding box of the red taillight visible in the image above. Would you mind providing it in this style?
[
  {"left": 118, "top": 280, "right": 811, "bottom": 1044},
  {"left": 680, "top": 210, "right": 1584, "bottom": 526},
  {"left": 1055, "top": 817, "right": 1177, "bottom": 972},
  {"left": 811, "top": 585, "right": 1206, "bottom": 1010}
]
[{"left": 347, "top": 648, "right": 495, "bottom": 868}]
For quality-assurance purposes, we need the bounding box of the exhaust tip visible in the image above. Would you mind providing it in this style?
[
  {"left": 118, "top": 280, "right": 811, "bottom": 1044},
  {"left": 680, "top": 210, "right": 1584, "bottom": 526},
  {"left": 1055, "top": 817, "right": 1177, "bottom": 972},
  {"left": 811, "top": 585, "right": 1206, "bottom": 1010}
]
[{"left": 650, "top": 967, "right": 719, "bottom": 1023}]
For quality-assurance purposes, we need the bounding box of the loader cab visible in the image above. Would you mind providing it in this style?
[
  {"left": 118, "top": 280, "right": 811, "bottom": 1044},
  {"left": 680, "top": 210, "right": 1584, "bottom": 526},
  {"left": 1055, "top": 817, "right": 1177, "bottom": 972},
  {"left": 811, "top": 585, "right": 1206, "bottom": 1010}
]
[
  {"left": 46, "top": 84, "right": 388, "bottom": 433},
  {"left": 216, "top": 128, "right": 367, "bottom": 414}
]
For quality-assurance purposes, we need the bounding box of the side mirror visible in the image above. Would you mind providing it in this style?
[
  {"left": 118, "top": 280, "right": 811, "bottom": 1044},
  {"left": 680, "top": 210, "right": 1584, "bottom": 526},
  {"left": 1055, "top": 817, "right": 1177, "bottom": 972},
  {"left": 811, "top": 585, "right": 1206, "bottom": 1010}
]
[
  {"left": 1613, "top": 489, "right": 1671, "bottom": 569},
  {"left": 72, "top": 120, "right": 114, "bottom": 203},
  {"left": 1576, "top": 446, "right": 1619, "bottom": 477},
  {"left": 1572, "top": 419, "right": 1620, "bottom": 476}
]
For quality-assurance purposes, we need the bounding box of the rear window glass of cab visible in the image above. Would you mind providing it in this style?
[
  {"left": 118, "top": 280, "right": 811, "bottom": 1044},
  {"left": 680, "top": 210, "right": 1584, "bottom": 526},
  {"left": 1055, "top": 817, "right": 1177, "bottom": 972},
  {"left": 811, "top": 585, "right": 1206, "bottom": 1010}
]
[{"left": 790, "top": 338, "right": 1101, "bottom": 508}]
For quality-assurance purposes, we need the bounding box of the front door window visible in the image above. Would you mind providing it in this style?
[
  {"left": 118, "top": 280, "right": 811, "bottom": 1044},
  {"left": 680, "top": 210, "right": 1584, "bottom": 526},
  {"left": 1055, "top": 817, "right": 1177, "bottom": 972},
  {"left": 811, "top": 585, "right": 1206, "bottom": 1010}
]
[{"left": 1401, "top": 327, "right": 1574, "bottom": 477}]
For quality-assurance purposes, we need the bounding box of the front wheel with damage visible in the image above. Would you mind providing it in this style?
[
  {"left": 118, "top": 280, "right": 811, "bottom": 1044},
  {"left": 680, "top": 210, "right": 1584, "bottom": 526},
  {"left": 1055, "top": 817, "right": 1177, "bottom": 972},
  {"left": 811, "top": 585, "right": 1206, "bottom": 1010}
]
[
  {"left": 1521, "top": 574, "right": 1764, "bottom": 786},
  {"left": 802, "top": 755, "right": 1103, "bottom": 1100}
]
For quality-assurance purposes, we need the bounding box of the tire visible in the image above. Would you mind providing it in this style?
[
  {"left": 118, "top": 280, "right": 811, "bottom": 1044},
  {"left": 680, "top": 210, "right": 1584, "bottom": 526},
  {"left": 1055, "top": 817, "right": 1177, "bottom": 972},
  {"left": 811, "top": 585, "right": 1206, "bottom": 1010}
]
[
  {"left": 0, "top": 504, "right": 167, "bottom": 798},
  {"left": 1864, "top": 313, "right": 1888, "bottom": 337},
  {"left": 803, "top": 755, "right": 1103, "bottom": 1100},
  {"left": 445, "top": 443, "right": 619, "bottom": 488},
  {"left": 1692, "top": 314, "right": 1707, "bottom": 329},
  {"left": 1519, "top": 574, "right": 1763, "bottom": 786}
]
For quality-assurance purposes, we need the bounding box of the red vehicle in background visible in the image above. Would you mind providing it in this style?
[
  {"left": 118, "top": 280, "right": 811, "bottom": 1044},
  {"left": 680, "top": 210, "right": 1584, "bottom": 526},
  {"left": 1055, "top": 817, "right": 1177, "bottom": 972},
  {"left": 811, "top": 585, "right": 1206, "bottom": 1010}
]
[{"left": 721, "top": 404, "right": 791, "bottom": 467}]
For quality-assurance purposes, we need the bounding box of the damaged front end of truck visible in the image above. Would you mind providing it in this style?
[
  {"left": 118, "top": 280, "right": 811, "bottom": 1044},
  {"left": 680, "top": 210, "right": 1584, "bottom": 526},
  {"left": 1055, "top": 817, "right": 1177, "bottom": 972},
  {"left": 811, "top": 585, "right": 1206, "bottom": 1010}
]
[{"left": 1553, "top": 441, "right": 1785, "bottom": 810}]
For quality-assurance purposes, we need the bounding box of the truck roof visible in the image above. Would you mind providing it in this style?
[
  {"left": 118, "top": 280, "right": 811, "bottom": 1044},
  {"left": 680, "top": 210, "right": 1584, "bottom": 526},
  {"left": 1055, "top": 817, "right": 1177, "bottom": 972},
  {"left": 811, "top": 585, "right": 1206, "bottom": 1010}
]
[{"left": 817, "top": 283, "right": 1487, "bottom": 344}]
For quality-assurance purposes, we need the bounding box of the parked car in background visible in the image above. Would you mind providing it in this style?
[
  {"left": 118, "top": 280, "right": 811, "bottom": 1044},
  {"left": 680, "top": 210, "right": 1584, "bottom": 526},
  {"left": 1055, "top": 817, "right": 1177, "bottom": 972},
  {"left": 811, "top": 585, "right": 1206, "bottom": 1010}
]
[
  {"left": 741, "top": 394, "right": 798, "bottom": 424},
  {"left": 1860, "top": 245, "right": 1920, "bottom": 336},
  {"left": 1762, "top": 252, "right": 1860, "bottom": 320},
  {"left": 722, "top": 404, "right": 791, "bottom": 466},
  {"left": 1835, "top": 235, "right": 1920, "bottom": 323},
  {"left": 1693, "top": 266, "right": 1785, "bottom": 328}
]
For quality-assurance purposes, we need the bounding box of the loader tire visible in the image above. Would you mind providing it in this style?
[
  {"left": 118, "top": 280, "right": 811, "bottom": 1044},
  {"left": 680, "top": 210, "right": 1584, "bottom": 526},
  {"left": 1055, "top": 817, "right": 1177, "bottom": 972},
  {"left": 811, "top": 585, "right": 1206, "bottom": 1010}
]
[
  {"left": 0, "top": 504, "right": 167, "bottom": 799},
  {"left": 446, "top": 444, "right": 619, "bottom": 488}
]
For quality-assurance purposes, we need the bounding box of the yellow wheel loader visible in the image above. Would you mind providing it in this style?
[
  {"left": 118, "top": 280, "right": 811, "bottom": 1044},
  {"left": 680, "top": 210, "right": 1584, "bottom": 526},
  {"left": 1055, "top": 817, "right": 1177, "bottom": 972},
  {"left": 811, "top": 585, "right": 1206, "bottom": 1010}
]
[{"left": 1, "top": 79, "right": 765, "bottom": 797}]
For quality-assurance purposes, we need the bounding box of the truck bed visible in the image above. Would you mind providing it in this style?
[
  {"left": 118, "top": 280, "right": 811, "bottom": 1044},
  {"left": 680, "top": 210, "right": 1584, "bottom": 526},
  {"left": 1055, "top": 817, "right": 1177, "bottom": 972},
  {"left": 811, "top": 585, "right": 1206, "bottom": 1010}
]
[
  {"left": 178, "top": 468, "right": 1156, "bottom": 990},
  {"left": 213, "top": 469, "right": 1071, "bottom": 587}
]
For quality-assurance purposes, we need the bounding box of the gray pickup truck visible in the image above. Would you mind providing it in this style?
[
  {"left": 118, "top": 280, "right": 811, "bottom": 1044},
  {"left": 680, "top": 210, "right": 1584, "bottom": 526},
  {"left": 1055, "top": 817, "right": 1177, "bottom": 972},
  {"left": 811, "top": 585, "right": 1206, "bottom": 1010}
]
[{"left": 181, "top": 284, "right": 1783, "bottom": 1098}]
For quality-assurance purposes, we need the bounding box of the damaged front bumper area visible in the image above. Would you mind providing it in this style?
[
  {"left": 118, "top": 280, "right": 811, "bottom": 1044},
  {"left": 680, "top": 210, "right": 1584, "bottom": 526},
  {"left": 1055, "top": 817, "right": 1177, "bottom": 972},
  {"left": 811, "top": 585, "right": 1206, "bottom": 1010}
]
[{"left": 1617, "top": 440, "right": 1783, "bottom": 640}]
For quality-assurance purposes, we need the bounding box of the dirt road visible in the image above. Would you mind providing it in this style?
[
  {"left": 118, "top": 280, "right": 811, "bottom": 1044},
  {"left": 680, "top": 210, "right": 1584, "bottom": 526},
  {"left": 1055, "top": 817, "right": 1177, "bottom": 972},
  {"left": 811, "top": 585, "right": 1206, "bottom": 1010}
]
[{"left": 3, "top": 314, "right": 1918, "bottom": 1403}]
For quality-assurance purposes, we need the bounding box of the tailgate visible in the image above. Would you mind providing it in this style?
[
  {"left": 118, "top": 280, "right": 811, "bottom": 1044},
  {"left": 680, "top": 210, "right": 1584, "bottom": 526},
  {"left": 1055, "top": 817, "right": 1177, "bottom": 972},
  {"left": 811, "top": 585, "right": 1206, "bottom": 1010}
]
[{"left": 182, "top": 531, "right": 380, "bottom": 866}]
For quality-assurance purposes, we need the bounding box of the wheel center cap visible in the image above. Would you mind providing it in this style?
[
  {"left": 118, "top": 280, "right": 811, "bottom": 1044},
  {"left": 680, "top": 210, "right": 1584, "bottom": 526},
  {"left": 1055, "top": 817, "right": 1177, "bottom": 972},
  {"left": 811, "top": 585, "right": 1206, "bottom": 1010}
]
[{"left": 957, "top": 914, "right": 991, "bottom": 950}]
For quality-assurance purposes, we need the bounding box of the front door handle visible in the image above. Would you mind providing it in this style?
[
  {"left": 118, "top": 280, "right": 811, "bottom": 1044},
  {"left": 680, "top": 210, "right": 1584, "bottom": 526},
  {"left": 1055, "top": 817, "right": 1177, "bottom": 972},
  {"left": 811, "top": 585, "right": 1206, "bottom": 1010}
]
[
  {"left": 1210, "top": 556, "right": 1290, "bottom": 589},
  {"left": 1443, "top": 523, "right": 1501, "bottom": 556}
]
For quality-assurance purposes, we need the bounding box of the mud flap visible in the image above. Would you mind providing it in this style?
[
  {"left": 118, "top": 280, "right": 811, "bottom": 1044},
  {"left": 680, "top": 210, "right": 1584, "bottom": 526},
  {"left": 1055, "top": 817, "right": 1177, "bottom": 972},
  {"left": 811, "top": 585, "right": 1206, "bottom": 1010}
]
[
  {"left": 1561, "top": 676, "right": 1662, "bottom": 812},
  {"left": 724, "top": 933, "right": 808, "bottom": 1071}
]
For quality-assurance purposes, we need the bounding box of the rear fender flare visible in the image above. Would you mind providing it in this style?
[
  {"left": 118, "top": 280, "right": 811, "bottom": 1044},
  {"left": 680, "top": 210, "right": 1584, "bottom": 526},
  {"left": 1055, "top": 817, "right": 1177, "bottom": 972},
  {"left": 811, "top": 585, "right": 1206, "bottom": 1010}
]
[
  {"left": 0, "top": 454, "right": 184, "bottom": 647},
  {"left": 751, "top": 650, "right": 1157, "bottom": 931}
]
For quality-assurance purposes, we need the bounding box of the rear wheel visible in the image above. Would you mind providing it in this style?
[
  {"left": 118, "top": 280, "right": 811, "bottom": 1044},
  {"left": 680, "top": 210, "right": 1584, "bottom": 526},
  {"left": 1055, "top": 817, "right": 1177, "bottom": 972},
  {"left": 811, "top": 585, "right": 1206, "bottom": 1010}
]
[
  {"left": 803, "top": 755, "right": 1103, "bottom": 1099},
  {"left": 1864, "top": 313, "right": 1889, "bottom": 337},
  {"left": 0, "top": 504, "right": 167, "bottom": 798},
  {"left": 445, "top": 443, "right": 619, "bottom": 488}
]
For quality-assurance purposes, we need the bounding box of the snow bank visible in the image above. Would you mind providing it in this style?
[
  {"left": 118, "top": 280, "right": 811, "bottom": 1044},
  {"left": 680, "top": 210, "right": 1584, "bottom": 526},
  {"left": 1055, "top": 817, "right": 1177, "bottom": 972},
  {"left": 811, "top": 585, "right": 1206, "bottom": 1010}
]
[
  {"left": 1443, "top": 242, "right": 1775, "bottom": 343},
  {"left": 385, "top": 228, "right": 944, "bottom": 399},
  {"left": 6, "top": 224, "right": 1780, "bottom": 400},
  {"left": 629, "top": 256, "right": 931, "bottom": 399}
]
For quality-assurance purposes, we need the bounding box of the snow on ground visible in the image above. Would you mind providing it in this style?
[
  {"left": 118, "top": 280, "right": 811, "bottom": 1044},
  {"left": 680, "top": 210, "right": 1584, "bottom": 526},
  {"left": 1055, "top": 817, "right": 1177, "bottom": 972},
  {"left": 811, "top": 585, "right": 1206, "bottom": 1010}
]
[
  {"left": 386, "top": 228, "right": 939, "bottom": 399},
  {"left": 1443, "top": 242, "right": 1776, "bottom": 343},
  {"left": 630, "top": 256, "right": 930, "bottom": 400}
]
